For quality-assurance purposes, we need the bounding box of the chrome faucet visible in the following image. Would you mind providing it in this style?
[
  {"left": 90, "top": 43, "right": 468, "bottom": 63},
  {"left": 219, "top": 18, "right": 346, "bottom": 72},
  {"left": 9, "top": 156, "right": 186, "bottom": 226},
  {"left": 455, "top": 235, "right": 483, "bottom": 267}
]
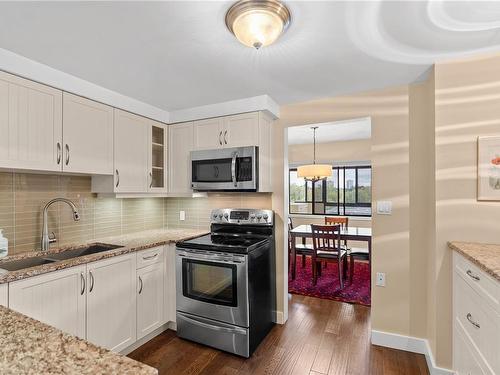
[{"left": 40, "top": 198, "right": 80, "bottom": 251}]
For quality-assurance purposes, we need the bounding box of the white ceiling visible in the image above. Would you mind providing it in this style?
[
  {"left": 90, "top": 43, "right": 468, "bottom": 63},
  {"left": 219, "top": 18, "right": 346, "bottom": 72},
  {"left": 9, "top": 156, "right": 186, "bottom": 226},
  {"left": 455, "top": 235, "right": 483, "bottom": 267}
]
[
  {"left": 0, "top": 1, "right": 499, "bottom": 111},
  {"left": 288, "top": 117, "right": 371, "bottom": 145}
]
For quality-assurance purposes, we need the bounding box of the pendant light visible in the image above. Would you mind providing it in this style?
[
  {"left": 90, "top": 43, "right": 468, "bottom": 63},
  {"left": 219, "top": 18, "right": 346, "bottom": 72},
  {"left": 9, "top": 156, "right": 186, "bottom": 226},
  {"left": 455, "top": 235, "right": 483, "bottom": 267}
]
[
  {"left": 297, "top": 127, "right": 332, "bottom": 181},
  {"left": 225, "top": 0, "right": 291, "bottom": 49}
]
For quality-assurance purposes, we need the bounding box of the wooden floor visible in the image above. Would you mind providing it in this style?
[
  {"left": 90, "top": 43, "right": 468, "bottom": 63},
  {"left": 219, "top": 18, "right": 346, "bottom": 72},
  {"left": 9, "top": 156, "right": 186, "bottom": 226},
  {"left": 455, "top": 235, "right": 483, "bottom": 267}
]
[{"left": 128, "top": 294, "right": 429, "bottom": 375}]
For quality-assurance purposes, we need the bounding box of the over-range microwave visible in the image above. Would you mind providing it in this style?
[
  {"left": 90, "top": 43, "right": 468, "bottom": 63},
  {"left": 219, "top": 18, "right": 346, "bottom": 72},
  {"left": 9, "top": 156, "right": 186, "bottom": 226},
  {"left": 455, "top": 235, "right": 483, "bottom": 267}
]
[{"left": 190, "top": 146, "right": 258, "bottom": 192}]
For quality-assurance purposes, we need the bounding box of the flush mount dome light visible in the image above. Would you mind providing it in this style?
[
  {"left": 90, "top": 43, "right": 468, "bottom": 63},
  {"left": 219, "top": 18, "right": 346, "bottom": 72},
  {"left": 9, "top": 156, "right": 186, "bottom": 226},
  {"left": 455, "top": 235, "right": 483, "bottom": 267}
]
[{"left": 225, "top": 0, "right": 291, "bottom": 49}]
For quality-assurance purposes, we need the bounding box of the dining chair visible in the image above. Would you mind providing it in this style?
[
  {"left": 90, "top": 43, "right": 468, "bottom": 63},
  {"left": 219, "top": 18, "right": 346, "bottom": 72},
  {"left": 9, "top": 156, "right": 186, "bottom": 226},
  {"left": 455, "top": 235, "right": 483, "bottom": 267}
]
[
  {"left": 324, "top": 216, "right": 368, "bottom": 283},
  {"left": 287, "top": 217, "right": 313, "bottom": 273},
  {"left": 311, "top": 224, "right": 348, "bottom": 289}
]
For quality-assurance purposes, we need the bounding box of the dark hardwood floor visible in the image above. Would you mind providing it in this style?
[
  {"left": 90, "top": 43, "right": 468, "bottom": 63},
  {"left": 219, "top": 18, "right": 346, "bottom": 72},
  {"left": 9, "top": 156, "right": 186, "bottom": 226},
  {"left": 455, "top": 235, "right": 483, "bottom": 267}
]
[{"left": 128, "top": 295, "right": 429, "bottom": 375}]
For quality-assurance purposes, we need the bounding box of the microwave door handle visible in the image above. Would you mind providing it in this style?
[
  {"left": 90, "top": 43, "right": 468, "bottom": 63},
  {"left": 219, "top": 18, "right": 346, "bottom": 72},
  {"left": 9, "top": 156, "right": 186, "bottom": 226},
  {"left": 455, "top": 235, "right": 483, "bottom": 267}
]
[{"left": 231, "top": 153, "right": 238, "bottom": 187}]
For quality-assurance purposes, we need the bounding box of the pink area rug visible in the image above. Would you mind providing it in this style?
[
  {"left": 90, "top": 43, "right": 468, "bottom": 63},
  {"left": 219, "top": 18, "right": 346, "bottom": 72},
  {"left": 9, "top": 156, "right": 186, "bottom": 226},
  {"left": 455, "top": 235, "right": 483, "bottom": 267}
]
[{"left": 288, "top": 256, "right": 371, "bottom": 306}]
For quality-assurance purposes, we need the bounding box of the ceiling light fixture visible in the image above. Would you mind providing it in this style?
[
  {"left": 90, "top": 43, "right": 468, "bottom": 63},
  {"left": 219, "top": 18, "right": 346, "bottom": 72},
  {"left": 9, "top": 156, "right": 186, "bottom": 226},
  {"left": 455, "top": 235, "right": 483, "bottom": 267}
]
[
  {"left": 225, "top": 0, "right": 291, "bottom": 49},
  {"left": 297, "top": 127, "right": 332, "bottom": 181}
]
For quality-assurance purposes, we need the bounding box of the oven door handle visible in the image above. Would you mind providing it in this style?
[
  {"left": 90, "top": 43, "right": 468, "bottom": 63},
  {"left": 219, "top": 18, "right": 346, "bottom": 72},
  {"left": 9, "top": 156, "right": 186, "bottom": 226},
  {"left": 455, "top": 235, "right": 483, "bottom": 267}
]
[
  {"left": 231, "top": 152, "right": 238, "bottom": 187},
  {"left": 178, "top": 251, "right": 244, "bottom": 264},
  {"left": 178, "top": 312, "right": 247, "bottom": 335}
]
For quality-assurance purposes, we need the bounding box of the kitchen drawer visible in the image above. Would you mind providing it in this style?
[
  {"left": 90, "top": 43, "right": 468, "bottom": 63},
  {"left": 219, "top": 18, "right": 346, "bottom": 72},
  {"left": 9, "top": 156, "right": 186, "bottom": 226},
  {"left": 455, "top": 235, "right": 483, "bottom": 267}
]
[
  {"left": 454, "top": 252, "right": 500, "bottom": 314},
  {"left": 454, "top": 270, "right": 500, "bottom": 374},
  {"left": 454, "top": 319, "right": 491, "bottom": 375},
  {"left": 136, "top": 246, "right": 163, "bottom": 269}
]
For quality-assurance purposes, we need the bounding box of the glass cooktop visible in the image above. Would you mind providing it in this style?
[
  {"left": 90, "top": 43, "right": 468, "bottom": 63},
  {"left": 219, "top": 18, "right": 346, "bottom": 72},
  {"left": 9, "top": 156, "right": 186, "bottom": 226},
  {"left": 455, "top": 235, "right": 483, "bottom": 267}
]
[{"left": 177, "top": 234, "right": 269, "bottom": 253}]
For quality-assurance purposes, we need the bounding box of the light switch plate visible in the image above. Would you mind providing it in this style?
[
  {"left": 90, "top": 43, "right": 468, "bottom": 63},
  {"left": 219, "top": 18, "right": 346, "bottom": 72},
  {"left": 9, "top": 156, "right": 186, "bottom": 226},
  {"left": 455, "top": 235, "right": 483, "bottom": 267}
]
[
  {"left": 179, "top": 211, "right": 186, "bottom": 221},
  {"left": 376, "top": 201, "right": 392, "bottom": 215}
]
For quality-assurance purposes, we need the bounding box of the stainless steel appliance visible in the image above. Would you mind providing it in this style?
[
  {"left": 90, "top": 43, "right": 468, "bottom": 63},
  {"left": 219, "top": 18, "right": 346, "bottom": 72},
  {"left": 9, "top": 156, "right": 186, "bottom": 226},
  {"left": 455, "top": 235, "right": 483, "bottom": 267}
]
[
  {"left": 190, "top": 146, "right": 258, "bottom": 191},
  {"left": 176, "top": 208, "right": 275, "bottom": 357}
]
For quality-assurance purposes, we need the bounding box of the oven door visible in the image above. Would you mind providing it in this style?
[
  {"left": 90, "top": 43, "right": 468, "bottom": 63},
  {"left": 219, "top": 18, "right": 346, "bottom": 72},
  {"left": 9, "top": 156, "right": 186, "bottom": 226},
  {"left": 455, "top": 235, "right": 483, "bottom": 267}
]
[
  {"left": 190, "top": 146, "right": 258, "bottom": 191},
  {"left": 176, "top": 248, "right": 248, "bottom": 327}
]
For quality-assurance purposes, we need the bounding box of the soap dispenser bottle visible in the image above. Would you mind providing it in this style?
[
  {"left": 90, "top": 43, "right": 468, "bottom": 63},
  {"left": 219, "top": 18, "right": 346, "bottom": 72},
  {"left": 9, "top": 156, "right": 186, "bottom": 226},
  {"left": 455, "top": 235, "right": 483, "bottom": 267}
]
[{"left": 0, "top": 229, "right": 8, "bottom": 258}]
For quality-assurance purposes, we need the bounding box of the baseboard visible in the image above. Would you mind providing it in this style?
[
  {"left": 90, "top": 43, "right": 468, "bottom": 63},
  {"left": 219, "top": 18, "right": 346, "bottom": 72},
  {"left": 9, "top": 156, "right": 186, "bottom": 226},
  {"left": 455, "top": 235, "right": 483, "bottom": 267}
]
[
  {"left": 275, "top": 310, "right": 285, "bottom": 324},
  {"left": 371, "top": 330, "right": 454, "bottom": 375},
  {"left": 120, "top": 322, "right": 171, "bottom": 355}
]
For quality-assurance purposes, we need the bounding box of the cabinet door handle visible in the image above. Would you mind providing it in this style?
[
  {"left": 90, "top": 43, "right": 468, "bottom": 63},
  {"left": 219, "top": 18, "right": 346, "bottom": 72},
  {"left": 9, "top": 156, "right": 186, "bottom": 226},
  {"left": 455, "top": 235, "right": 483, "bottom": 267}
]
[
  {"left": 56, "top": 142, "right": 62, "bottom": 165},
  {"left": 89, "top": 271, "right": 94, "bottom": 293},
  {"left": 466, "top": 313, "right": 480, "bottom": 329},
  {"left": 224, "top": 130, "right": 228, "bottom": 145},
  {"left": 219, "top": 131, "right": 223, "bottom": 146},
  {"left": 80, "top": 272, "right": 86, "bottom": 295},
  {"left": 65, "top": 144, "right": 70, "bottom": 165},
  {"left": 138, "top": 276, "right": 143, "bottom": 294},
  {"left": 149, "top": 172, "right": 153, "bottom": 188},
  {"left": 143, "top": 253, "right": 158, "bottom": 260},
  {"left": 466, "top": 270, "right": 480, "bottom": 281},
  {"left": 115, "top": 169, "right": 120, "bottom": 188}
]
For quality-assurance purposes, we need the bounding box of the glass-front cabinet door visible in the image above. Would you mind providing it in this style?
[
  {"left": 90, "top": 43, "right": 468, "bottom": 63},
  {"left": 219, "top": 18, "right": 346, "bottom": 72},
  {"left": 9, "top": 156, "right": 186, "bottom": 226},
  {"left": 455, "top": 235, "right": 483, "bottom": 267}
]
[{"left": 149, "top": 123, "right": 167, "bottom": 192}]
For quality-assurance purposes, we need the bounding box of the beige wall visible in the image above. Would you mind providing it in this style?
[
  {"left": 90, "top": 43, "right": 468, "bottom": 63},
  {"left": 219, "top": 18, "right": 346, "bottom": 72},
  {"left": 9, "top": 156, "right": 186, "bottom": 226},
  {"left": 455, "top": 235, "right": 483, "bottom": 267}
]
[
  {"left": 272, "top": 86, "right": 413, "bottom": 333},
  {"left": 288, "top": 138, "right": 371, "bottom": 165},
  {"left": 429, "top": 52, "right": 500, "bottom": 368},
  {"left": 409, "top": 75, "right": 435, "bottom": 342}
]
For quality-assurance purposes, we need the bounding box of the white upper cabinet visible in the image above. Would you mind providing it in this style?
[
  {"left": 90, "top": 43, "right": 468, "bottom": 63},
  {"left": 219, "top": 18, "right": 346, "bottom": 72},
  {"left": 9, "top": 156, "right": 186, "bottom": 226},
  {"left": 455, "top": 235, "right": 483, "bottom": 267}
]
[
  {"left": 86, "top": 253, "right": 137, "bottom": 352},
  {"left": 0, "top": 71, "right": 62, "bottom": 172},
  {"left": 9, "top": 266, "right": 86, "bottom": 339},
  {"left": 168, "top": 122, "right": 194, "bottom": 195},
  {"left": 193, "top": 117, "right": 224, "bottom": 150},
  {"left": 62, "top": 93, "right": 113, "bottom": 175},
  {"left": 113, "top": 109, "right": 149, "bottom": 193},
  {"left": 223, "top": 112, "right": 259, "bottom": 148},
  {"left": 149, "top": 121, "right": 168, "bottom": 192}
]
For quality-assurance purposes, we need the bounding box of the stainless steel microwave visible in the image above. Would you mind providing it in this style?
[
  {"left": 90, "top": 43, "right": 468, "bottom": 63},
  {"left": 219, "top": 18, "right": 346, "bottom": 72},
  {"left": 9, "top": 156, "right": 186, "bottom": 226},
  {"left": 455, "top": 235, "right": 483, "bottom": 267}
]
[{"left": 190, "top": 146, "right": 258, "bottom": 191}]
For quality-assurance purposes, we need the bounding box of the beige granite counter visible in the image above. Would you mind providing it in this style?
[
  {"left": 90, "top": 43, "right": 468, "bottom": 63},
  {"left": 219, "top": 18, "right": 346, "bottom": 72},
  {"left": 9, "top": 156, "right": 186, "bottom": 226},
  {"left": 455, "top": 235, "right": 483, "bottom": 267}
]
[
  {"left": 0, "top": 228, "right": 208, "bottom": 284},
  {"left": 0, "top": 305, "right": 156, "bottom": 375},
  {"left": 449, "top": 241, "right": 500, "bottom": 282}
]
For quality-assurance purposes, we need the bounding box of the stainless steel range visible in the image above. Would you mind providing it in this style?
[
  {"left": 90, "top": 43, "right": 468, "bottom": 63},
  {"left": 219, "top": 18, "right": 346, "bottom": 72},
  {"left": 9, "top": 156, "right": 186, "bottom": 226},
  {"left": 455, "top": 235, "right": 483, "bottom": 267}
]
[{"left": 175, "top": 208, "right": 275, "bottom": 357}]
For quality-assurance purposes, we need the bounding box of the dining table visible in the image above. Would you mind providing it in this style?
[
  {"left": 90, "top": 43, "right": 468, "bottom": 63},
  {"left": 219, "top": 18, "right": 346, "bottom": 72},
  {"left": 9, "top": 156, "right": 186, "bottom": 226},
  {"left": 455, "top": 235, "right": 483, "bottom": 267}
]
[{"left": 289, "top": 224, "right": 372, "bottom": 280}]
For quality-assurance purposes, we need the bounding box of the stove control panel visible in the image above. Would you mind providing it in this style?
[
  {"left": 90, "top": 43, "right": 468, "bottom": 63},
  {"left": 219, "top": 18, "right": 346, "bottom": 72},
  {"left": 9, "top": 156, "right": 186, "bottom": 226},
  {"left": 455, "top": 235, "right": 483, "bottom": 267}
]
[{"left": 210, "top": 208, "right": 274, "bottom": 225}]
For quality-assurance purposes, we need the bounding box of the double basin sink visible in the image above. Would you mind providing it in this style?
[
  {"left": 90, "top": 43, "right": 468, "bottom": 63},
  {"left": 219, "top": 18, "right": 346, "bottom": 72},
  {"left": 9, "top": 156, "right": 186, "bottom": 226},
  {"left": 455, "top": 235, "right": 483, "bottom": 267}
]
[{"left": 0, "top": 243, "right": 123, "bottom": 272}]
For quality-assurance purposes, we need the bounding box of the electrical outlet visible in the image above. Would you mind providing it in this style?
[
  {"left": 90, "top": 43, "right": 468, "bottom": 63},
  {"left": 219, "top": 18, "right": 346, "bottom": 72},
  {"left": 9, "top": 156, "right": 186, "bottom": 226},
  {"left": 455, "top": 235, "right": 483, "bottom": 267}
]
[
  {"left": 179, "top": 210, "right": 186, "bottom": 221},
  {"left": 376, "top": 272, "right": 386, "bottom": 287}
]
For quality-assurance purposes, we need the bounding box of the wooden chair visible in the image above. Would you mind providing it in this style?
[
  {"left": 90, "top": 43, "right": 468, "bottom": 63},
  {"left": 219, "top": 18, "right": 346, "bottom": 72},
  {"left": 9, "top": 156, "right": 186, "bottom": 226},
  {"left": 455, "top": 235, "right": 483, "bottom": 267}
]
[
  {"left": 288, "top": 217, "right": 313, "bottom": 274},
  {"left": 324, "top": 216, "right": 369, "bottom": 283},
  {"left": 311, "top": 224, "right": 348, "bottom": 289}
]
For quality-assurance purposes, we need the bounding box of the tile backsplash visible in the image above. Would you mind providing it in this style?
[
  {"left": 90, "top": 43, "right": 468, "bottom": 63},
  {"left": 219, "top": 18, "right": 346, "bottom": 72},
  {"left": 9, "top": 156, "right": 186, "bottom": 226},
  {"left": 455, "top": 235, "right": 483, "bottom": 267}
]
[{"left": 0, "top": 172, "right": 272, "bottom": 255}]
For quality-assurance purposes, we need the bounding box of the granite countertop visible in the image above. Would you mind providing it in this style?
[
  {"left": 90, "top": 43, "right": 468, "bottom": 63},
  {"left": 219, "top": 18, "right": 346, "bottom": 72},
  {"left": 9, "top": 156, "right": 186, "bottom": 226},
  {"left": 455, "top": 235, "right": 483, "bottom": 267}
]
[
  {"left": 449, "top": 241, "right": 500, "bottom": 282},
  {"left": 0, "top": 228, "right": 208, "bottom": 284},
  {"left": 0, "top": 305, "right": 156, "bottom": 375}
]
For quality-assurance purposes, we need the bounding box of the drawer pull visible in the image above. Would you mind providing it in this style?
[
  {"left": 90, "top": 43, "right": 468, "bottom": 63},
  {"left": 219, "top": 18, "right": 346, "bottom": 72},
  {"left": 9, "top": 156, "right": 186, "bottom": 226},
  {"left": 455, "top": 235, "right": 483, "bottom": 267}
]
[
  {"left": 466, "top": 313, "right": 480, "bottom": 329},
  {"left": 143, "top": 253, "right": 158, "bottom": 260},
  {"left": 466, "top": 269, "right": 480, "bottom": 281},
  {"left": 138, "top": 276, "right": 143, "bottom": 294}
]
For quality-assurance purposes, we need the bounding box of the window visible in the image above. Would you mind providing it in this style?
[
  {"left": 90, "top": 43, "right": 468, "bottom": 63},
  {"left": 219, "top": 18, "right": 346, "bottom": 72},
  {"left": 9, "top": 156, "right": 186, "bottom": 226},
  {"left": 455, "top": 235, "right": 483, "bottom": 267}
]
[{"left": 289, "top": 166, "right": 371, "bottom": 216}]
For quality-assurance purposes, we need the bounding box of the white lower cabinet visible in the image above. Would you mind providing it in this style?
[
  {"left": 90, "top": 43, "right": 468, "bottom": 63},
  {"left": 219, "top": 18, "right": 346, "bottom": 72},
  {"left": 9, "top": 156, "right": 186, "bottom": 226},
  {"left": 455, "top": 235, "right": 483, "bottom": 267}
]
[
  {"left": 137, "top": 262, "right": 164, "bottom": 339},
  {"left": 86, "top": 253, "right": 137, "bottom": 352},
  {"left": 453, "top": 252, "right": 500, "bottom": 375},
  {"left": 7, "top": 248, "right": 176, "bottom": 352},
  {"left": 9, "top": 265, "right": 86, "bottom": 338}
]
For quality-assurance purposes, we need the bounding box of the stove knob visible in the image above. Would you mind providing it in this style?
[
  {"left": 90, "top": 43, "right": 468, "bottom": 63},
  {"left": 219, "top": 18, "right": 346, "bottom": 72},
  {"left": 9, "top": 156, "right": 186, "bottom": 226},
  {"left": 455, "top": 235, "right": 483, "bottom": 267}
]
[
  {"left": 218, "top": 214, "right": 223, "bottom": 219},
  {"left": 213, "top": 214, "right": 218, "bottom": 219},
  {"left": 223, "top": 213, "right": 229, "bottom": 220},
  {"left": 263, "top": 214, "right": 269, "bottom": 221},
  {"left": 250, "top": 214, "right": 256, "bottom": 221},
  {"left": 257, "top": 215, "right": 262, "bottom": 221}
]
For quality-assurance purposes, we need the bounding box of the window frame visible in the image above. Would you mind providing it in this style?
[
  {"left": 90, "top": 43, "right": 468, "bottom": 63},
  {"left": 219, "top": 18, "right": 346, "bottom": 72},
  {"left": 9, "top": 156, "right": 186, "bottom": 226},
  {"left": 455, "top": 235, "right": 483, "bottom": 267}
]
[{"left": 289, "top": 165, "right": 372, "bottom": 217}]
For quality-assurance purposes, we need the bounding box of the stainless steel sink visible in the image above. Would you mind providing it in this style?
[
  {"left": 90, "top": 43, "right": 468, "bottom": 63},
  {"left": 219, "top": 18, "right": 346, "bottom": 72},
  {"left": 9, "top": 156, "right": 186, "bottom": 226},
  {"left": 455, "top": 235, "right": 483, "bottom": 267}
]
[
  {"left": 43, "top": 243, "right": 123, "bottom": 262},
  {"left": 0, "top": 243, "right": 123, "bottom": 272},
  {"left": 0, "top": 257, "right": 57, "bottom": 271}
]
